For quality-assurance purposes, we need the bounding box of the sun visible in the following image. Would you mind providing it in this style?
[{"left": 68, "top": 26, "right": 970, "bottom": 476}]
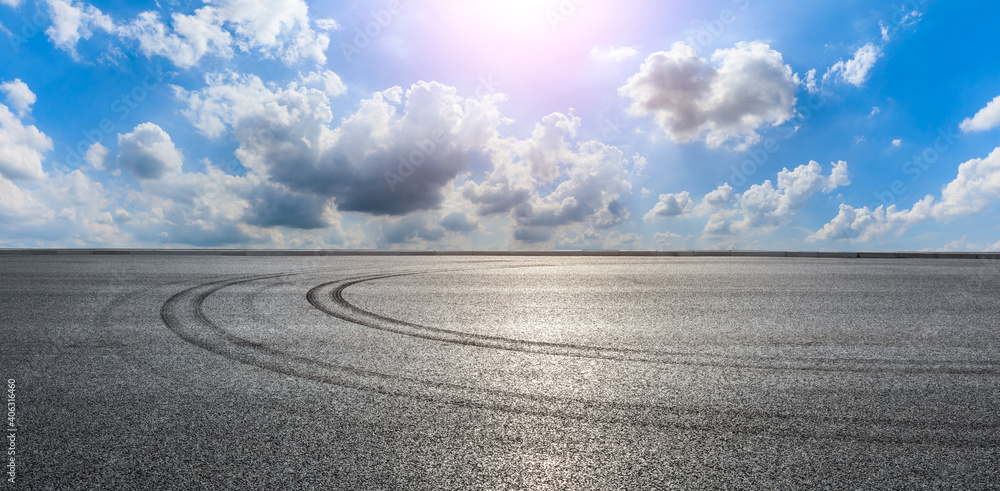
[
  {"left": 436, "top": 0, "right": 557, "bottom": 38},
  {"left": 411, "top": 0, "right": 622, "bottom": 103},
  {"left": 474, "top": 0, "right": 556, "bottom": 26}
]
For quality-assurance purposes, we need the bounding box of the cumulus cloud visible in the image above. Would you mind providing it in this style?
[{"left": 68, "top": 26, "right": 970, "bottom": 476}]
[
  {"left": 116, "top": 122, "right": 184, "bottom": 179},
  {"left": 43, "top": 0, "right": 114, "bottom": 57},
  {"left": 1, "top": 79, "right": 36, "bottom": 117},
  {"left": 214, "top": 0, "right": 329, "bottom": 65},
  {"left": 512, "top": 141, "right": 632, "bottom": 236},
  {"left": 460, "top": 112, "right": 633, "bottom": 242},
  {"left": 707, "top": 160, "right": 850, "bottom": 234},
  {"left": 589, "top": 46, "right": 640, "bottom": 62},
  {"left": 0, "top": 175, "right": 53, "bottom": 226},
  {"left": 619, "top": 41, "right": 797, "bottom": 150},
  {"left": 118, "top": 0, "right": 329, "bottom": 68},
  {"left": 244, "top": 183, "right": 336, "bottom": 230},
  {"left": 811, "top": 148, "right": 1000, "bottom": 243},
  {"left": 119, "top": 8, "right": 233, "bottom": 69},
  {"left": 808, "top": 200, "right": 930, "bottom": 243},
  {"left": 0, "top": 102, "right": 51, "bottom": 180},
  {"left": 440, "top": 211, "right": 478, "bottom": 232},
  {"left": 933, "top": 147, "right": 1000, "bottom": 218},
  {"left": 175, "top": 74, "right": 504, "bottom": 218},
  {"left": 127, "top": 164, "right": 266, "bottom": 246},
  {"left": 0, "top": 168, "right": 130, "bottom": 247},
  {"left": 84, "top": 142, "right": 108, "bottom": 170},
  {"left": 643, "top": 191, "right": 694, "bottom": 222},
  {"left": 702, "top": 183, "right": 735, "bottom": 208},
  {"left": 960, "top": 95, "right": 1000, "bottom": 133},
  {"left": 643, "top": 182, "right": 738, "bottom": 223},
  {"left": 375, "top": 215, "right": 447, "bottom": 246},
  {"left": 297, "top": 70, "right": 347, "bottom": 98},
  {"left": 824, "top": 43, "right": 882, "bottom": 87}
]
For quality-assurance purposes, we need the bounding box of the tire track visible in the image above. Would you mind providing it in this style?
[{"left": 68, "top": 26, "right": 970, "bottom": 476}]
[
  {"left": 308, "top": 271, "right": 1000, "bottom": 375},
  {"left": 160, "top": 270, "right": 1000, "bottom": 448}
]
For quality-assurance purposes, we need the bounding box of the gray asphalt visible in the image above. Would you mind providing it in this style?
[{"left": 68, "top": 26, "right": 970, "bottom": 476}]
[{"left": 2, "top": 255, "right": 1000, "bottom": 489}]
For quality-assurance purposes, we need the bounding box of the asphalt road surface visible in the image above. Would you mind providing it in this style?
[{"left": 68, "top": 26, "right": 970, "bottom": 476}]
[{"left": 3, "top": 255, "right": 1000, "bottom": 489}]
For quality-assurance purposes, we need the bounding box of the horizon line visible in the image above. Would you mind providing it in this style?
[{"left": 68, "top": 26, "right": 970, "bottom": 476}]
[{"left": 1, "top": 249, "right": 999, "bottom": 259}]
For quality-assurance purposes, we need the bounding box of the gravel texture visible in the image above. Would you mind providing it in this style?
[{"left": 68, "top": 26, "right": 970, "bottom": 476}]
[{"left": 2, "top": 255, "right": 1000, "bottom": 489}]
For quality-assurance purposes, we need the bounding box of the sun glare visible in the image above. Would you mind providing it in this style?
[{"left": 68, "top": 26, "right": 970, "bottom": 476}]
[{"left": 437, "top": 0, "right": 555, "bottom": 38}]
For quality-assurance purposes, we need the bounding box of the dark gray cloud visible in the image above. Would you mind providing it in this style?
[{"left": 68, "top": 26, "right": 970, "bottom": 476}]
[
  {"left": 440, "top": 212, "right": 478, "bottom": 232},
  {"left": 245, "top": 184, "right": 333, "bottom": 230},
  {"left": 176, "top": 76, "right": 502, "bottom": 216},
  {"left": 513, "top": 226, "right": 552, "bottom": 244},
  {"left": 378, "top": 215, "right": 446, "bottom": 245}
]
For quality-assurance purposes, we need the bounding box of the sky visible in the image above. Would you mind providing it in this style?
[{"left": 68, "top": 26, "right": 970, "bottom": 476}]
[{"left": 1, "top": 0, "right": 1000, "bottom": 251}]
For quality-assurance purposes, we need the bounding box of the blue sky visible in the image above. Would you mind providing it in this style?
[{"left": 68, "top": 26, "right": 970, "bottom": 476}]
[{"left": 2, "top": 0, "right": 1000, "bottom": 250}]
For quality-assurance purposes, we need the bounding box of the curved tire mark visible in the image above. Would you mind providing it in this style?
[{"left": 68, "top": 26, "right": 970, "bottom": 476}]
[
  {"left": 159, "top": 270, "right": 1000, "bottom": 447},
  {"left": 309, "top": 272, "right": 1000, "bottom": 375}
]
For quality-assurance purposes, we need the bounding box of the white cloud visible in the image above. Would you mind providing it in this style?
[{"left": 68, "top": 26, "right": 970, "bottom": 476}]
[
  {"left": 1, "top": 0, "right": 24, "bottom": 8},
  {"left": 708, "top": 161, "right": 850, "bottom": 234},
  {"left": 590, "top": 46, "right": 640, "bottom": 62},
  {"left": 297, "top": 70, "right": 347, "bottom": 98},
  {"left": 118, "top": 0, "right": 329, "bottom": 68},
  {"left": 654, "top": 231, "right": 683, "bottom": 247},
  {"left": 880, "top": 21, "right": 890, "bottom": 42},
  {"left": 116, "top": 122, "right": 184, "bottom": 179},
  {"left": 1, "top": 79, "right": 36, "bottom": 117},
  {"left": 808, "top": 199, "right": 931, "bottom": 243},
  {"left": 0, "top": 102, "right": 51, "bottom": 180},
  {"left": 960, "top": 95, "right": 1000, "bottom": 133},
  {"left": 892, "top": 139, "right": 902, "bottom": 147},
  {"left": 802, "top": 68, "right": 818, "bottom": 93},
  {"left": 459, "top": 112, "right": 633, "bottom": 242},
  {"left": 632, "top": 153, "right": 647, "bottom": 174},
  {"left": 212, "top": 0, "right": 329, "bottom": 65},
  {"left": 0, "top": 168, "right": 130, "bottom": 247},
  {"left": 932, "top": 147, "right": 1000, "bottom": 218},
  {"left": 811, "top": 148, "right": 1000, "bottom": 242},
  {"left": 119, "top": 9, "right": 233, "bottom": 69},
  {"left": 703, "top": 183, "right": 735, "bottom": 208},
  {"left": 511, "top": 140, "right": 632, "bottom": 239},
  {"left": 43, "top": 0, "right": 114, "bottom": 57},
  {"left": 643, "top": 183, "right": 736, "bottom": 224},
  {"left": 620, "top": 41, "right": 797, "bottom": 150},
  {"left": 643, "top": 191, "right": 694, "bottom": 222},
  {"left": 84, "top": 142, "right": 108, "bottom": 170},
  {"left": 824, "top": 42, "right": 882, "bottom": 87},
  {"left": 0, "top": 175, "right": 53, "bottom": 226},
  {"left": 315, "top": 18, "right": 339, "bottom": 31}
]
